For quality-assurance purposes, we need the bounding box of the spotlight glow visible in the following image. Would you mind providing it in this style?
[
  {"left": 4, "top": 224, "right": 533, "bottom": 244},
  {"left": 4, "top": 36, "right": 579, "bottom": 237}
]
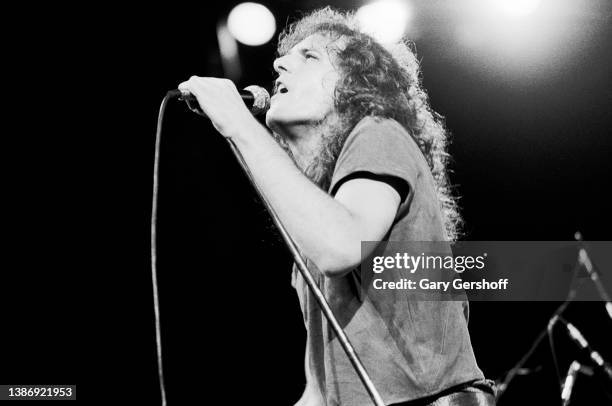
[
  {"left": 455, "top": 0, "right": 591, "bottom": 80},
  {"left": 227, "top": 2, "right": 276, "bottom": 46},
  {"left": 356, "top": 0, "right": 412, "bottom": 44},
  {"left": 493, "top": 0, "right": 542, "bottom": 18}
]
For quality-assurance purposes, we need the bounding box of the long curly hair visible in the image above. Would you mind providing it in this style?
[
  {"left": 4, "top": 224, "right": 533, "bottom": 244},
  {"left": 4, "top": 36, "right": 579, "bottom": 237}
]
[{"left": 274, "top": 7, "right": 463, "bottom": 241}]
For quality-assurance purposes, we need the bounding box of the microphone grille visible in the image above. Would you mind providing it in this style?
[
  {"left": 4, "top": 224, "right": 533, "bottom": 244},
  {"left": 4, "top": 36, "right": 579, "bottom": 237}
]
[{"left": 244, "top": 85, "right": 271, "bottom": 115}]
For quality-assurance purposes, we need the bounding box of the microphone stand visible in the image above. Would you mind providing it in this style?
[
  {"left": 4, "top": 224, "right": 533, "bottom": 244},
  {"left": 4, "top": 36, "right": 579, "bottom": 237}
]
[
  {"left": 574, "top": 232, "right": 612, "bottom": 321},
  {"left": 496, "top": 256, "right": 583, "bottom": 400},
  {"left": 224, "top": 138, "right": 385, "bottom": 406},
  {"left": 495, "top": 295, "right": 574, "bottom": 400},
  {"left": 160, "top": 91, "right": 384, "bottom": 405},
  {"left": 498, "top": 233, "right": 611, "bottom": 401},
  {"left": 554, "top": 316, "right": 612, "bottom": 381}
]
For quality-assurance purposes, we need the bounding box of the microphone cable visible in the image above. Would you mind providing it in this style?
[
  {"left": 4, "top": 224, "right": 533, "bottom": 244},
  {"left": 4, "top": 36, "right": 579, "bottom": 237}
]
[
  {"left": 149, "top": 91, "right": 176, "bottom": 406},
  {"left": 148, "top": 86, "right": 267, "bottom": 405}
]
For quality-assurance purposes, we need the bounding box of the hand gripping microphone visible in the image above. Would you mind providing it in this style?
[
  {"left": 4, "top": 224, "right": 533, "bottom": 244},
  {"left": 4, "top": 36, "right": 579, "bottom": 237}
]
[{"left": 168, "top": 85, "right": 270, "bottom": 116}]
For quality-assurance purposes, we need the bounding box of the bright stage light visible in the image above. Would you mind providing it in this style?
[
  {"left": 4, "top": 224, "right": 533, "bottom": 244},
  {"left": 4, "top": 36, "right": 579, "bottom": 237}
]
[
  {"left": 227, "top": 2, "right": 276, "bottom": 46},
  {"left": 454, "top": 0, "right": 592, "bottom": 81},
  {"left": 356, "top": 0, "right": 412, "bottom": 44},
  {"left": 492, "top": 0, "right": 542, "bottom": 18}
]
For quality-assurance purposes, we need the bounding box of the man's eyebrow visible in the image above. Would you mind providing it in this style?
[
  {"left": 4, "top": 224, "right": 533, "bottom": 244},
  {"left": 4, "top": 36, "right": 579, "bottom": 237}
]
[
  {"left": 289, "top": 43, "right": 323, "bottom": 56},
  {"left": 299, "top": 47, "right": 316, "bottom": 56}
]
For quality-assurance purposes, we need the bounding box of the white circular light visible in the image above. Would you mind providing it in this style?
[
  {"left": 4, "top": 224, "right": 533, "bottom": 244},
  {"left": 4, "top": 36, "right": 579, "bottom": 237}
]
[
  {"left": 356, "top": 0, "right": 411, "bottom": 44},
  {"left": 227, "top": 2, "right": 276, "bottom": 46},
  {"left": 494, "top": 0, "right": 542, "bottom": 17}
]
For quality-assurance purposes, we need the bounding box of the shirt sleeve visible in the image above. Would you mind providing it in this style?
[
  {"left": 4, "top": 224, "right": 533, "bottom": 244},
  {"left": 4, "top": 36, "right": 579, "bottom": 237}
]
[{"left": 329, "top": 117, "right": 423, "bottom": 216}]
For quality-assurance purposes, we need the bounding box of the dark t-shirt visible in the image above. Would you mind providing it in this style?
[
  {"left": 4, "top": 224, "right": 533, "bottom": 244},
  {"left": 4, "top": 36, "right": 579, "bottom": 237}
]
[{"left": 291, "top": 117, "right": 484, "bottom": 405}]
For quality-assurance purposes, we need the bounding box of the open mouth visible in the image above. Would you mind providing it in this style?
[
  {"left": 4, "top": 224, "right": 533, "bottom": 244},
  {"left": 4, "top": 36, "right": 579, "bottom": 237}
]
[{"left": 274, "top": 80, "right": 289, "bottom": 95}]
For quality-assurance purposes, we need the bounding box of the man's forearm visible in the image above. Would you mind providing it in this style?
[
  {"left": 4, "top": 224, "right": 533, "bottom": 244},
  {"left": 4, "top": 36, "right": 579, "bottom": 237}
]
[{"left": 231, "top": 121, "right": 359, "bottom": 275}]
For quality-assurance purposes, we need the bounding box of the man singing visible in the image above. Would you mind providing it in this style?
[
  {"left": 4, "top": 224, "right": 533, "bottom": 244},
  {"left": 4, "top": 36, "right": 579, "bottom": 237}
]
[{"left": 179, "top": 7, "right": 495, "bottom": 406}]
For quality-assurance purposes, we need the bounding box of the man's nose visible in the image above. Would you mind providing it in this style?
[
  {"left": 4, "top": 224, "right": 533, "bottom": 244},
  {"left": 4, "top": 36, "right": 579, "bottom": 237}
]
[{"left": 273, "top": 54, "right": 291, "bottom": 74}]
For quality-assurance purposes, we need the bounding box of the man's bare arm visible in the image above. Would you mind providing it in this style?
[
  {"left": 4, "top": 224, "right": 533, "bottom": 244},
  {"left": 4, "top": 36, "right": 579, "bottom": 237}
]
[
  {"left": 232, "top": 121, "right": 400, "bottom": 277},
  {"left": 177, "top": 77, "right": 400, "bottom": 277}
]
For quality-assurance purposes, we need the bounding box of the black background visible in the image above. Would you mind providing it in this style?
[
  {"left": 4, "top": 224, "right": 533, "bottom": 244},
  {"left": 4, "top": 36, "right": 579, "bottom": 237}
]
[{"left": 3, "top": 1, "right": 612, "bottom": 404}]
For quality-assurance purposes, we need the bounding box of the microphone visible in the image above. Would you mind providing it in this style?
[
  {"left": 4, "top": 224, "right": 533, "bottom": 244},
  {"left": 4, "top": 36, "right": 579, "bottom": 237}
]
[
  {"left": 556, "top": 316, "right": 612, "bottom": 381},
  {"left": 561, "top": 361, "right": 592, "bottom": 406},
  {"left": 561, "top": 361, "right": 579, "bottom": 406},
  {"left": 168, "top": 85, "right": 270, "bottom": 116}
]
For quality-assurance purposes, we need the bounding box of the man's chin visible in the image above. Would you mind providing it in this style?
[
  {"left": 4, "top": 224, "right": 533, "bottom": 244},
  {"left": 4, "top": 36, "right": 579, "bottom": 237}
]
[
  {"left": 264, "top": 112, "right": 276, "bottom": 132},
  {"left": 265, "top": 114, "right": 292, "bottom": 138}
]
